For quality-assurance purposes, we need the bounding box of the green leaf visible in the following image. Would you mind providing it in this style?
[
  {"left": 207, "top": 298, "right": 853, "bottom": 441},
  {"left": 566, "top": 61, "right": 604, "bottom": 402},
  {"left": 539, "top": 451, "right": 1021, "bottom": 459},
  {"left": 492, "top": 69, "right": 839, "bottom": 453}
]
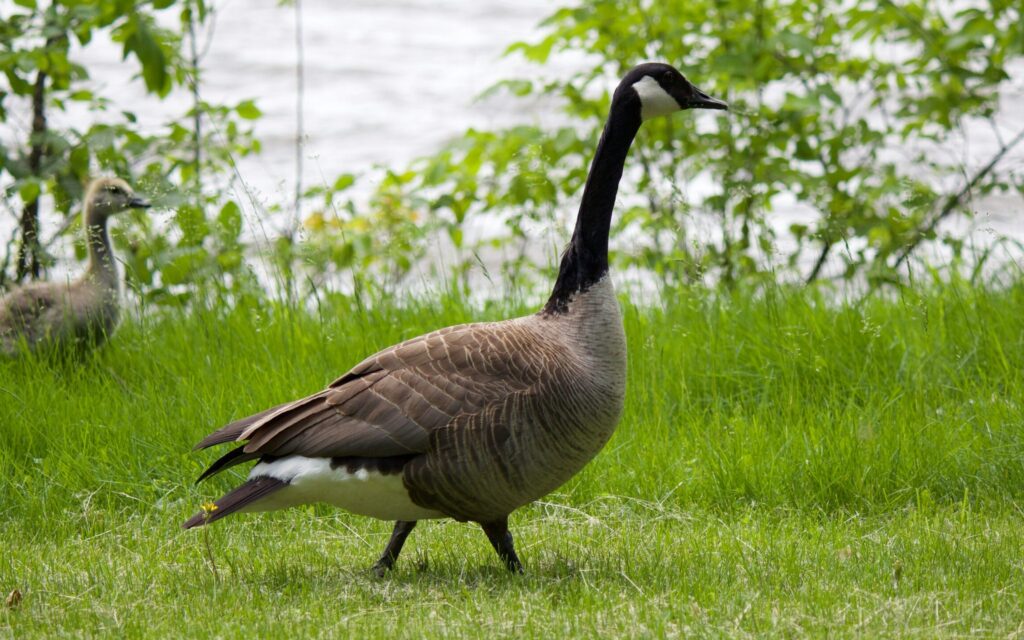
[
  {"left": 161, "top": 251, "right": 205, "bottom": 285},
  {"left": 216, "top": 200, "right": 243, "bottom": 241},
  {"left": 332, "top": 173, "right": 356, "bottom": 192},
  {"left": 69, "top": 146, "right": 90, "bottom": 175},
  {"left": 448, "top": 226, "right": 463, "bottom": 248},
  {"left": 777, "top": 31, "right": 815, "bottom": 55},
  {"left": 235, "top": 100, "right": 261, "bottom": 120},
  {"left": 175, "top": 205, "right": 209, "bottom": 247},
  {"left": 123, "top": 16, "right": 169, "bottom": 96},
  {"left": 18, "top": 180, "right": 40, "bottom": 204}
]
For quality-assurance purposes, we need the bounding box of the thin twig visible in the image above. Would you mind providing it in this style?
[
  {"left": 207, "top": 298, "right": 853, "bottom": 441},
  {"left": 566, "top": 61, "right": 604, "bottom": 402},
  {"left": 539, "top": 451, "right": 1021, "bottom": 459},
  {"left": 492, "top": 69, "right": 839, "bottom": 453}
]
[
  {"left": 988, "top": 116, "right": 1006, "bottom": 149},
  {"left": 196, "top": 1, "right": 218, "bottom": 60},
  {"left": 188, "top": 0, "right": 203, "bottom": 195},
  {"left": 806, "top": 241, "right": 833, "bottom": 283},
  {"left": 892, "top": 126, "right": 1024, "bottom": 269},
  {"left": 200, "top": 505, "right": 220, "bottom": 582},
  {"left": 293, "top": 0, "right": 305, "bottom": 234},
  {"left": 43, "top": 213, "right": 80, "bottom": 251}
]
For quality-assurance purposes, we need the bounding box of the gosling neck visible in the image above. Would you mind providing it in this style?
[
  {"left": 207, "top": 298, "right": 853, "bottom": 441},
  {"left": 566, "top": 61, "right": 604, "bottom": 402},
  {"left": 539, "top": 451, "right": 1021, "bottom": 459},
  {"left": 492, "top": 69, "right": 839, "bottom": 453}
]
[
  {"left": 543, "top": 97, "right": 641, "bottom": 315},
  {"left": 85, "top": 216, "right": 119, "bottom": 288}
]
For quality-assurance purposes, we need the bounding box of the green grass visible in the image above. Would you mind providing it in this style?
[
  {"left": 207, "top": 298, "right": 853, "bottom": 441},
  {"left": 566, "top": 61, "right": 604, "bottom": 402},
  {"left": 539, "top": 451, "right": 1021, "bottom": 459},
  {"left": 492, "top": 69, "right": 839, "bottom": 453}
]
[{"left": 2, "top": 281, "right": 1023, "bottom": 637}]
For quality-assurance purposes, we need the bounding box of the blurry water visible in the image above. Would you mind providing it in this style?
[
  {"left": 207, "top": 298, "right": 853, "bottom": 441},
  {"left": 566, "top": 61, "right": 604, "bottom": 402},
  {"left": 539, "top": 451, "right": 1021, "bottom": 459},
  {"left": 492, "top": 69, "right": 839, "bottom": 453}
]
[
  {"left": 90, "top": 0, "right": 557, "bottom": 201},
  {"left": 0, "top": 1, "right": 557, "bottom": 240}
]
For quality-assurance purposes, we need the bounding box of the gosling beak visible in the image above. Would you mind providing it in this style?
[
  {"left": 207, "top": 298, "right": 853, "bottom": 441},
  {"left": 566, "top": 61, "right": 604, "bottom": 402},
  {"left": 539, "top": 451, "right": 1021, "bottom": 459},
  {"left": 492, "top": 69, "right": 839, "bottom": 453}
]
[
  {"left": 128, "top": 196, "right": 151, "bottom": 209},
  {"left": 690, "top": 87, "right": 728, "bottom": 111}
]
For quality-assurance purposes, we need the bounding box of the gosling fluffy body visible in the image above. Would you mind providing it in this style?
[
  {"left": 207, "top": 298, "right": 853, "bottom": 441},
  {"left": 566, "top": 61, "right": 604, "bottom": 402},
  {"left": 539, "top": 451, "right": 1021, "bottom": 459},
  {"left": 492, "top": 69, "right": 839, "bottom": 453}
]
[{"left": 0, "top": 178, "right": 149, "bottom": 356}]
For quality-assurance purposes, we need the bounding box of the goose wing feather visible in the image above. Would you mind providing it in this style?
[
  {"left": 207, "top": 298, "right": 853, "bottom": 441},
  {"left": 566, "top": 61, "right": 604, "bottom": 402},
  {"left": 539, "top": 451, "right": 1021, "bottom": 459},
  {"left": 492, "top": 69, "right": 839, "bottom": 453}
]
[{"left": 196, "top": 321, "right": 543, "bottom": 463}]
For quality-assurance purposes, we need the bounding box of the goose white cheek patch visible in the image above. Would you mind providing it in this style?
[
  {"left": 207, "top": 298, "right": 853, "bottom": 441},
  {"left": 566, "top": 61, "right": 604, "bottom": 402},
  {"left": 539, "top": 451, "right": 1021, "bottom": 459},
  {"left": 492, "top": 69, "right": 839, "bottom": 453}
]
[{"left": 632, "top": 76, "right": 681, "bottom": 121}]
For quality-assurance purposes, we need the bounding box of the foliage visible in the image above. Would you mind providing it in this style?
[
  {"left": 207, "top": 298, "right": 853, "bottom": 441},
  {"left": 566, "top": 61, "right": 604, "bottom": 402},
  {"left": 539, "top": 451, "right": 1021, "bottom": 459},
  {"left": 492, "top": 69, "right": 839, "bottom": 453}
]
[
  {"left": 3, "top": 0, "right": 1023, "bottom": 305},
  {"left": 297, "top": 169, "right": 441, "bottom": 295},
  {"left": 336, "top": 0, "right": 1024, "bottom": 290},
  {"left": 0, "top": 0, "right": 261, "bottom": 305}
]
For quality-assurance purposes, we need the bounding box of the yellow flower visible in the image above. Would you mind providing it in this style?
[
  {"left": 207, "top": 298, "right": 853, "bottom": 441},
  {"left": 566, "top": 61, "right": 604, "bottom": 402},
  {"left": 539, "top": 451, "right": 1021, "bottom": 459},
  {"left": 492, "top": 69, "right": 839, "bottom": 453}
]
[{"left": 201, "top": 502, "right": 219, "bottom": 513}]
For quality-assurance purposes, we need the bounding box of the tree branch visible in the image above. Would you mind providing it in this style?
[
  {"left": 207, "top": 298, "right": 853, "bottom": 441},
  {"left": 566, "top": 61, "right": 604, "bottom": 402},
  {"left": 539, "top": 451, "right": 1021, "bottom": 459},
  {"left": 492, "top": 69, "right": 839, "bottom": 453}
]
[
  {"left": 15, "top": 63, "right": 49, "bottom": 282},
  {"left": 293, "top": 0, "right": 304, "bottom": 234},
  {"left": 892, "top": 126, "right": 1024, "bottom": 269},
  {"left": 187, "top": 1, "right": 203, "bottom": 194},
  {"left": 805, "top": 240, "right": 832, "bottom": 283}
]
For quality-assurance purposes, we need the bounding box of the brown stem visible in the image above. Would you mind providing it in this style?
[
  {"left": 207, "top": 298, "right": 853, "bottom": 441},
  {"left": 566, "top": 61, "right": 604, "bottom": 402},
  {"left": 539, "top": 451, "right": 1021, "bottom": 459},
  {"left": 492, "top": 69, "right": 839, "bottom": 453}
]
[
  {"left": 201, "top": 510, "right": 220, "bottom": 582},
  {"left": 293, "top": 0, "right": 304, "bottom": 233},
  {"left": 805, "top": 240, "right": 832, "bottom": 283},
  {"left": 16, "top": 66, "right": 48, "bottom": 282},
  {"left": 188, "top": 2, "right": 203, "bottom": 194}
]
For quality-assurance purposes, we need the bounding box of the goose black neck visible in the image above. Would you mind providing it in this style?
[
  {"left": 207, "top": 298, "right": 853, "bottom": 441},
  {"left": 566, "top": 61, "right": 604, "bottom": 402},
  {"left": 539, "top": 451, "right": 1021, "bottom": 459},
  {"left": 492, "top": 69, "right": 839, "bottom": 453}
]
[{"left": 543, "top": 99, "right": 641, "bottom": 315}]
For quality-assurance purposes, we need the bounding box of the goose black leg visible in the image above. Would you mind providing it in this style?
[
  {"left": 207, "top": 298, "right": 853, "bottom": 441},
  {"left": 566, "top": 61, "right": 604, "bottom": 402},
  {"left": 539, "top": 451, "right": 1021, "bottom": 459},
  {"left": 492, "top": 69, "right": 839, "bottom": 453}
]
[
  {"left": 481, "top": 517, "right": 523, "bottom": 574},
  {"left": 371, "top": 520, "right": 417, "bottom": 577}
]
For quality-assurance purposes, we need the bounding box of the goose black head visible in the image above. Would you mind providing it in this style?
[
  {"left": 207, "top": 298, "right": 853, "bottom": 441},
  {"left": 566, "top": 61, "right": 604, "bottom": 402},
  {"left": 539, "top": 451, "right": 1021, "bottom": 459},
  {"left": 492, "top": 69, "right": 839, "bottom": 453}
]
[
  {"left": 84, "top": 177, "right": 150, "bottom": 224},
  {"left": 616, "top": 62, "right": 728, "bottom": 122}
]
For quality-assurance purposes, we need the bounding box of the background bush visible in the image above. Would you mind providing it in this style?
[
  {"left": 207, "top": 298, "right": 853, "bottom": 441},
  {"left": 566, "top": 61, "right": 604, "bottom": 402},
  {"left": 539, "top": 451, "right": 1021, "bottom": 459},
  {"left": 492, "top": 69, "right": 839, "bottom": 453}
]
[
  {"left": 2, "top": 0, "right": 1022, "bottom": 306},
  {"left": 371, "top": 0, "right": 1024, "bottom": 292}
]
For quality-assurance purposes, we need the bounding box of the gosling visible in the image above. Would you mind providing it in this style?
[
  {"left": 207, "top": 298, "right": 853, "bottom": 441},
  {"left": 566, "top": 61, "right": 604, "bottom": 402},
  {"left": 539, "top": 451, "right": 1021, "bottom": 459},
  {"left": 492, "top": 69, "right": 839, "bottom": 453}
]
[{"left": 0, "top": 177, "right": 150, "bottom": 356}]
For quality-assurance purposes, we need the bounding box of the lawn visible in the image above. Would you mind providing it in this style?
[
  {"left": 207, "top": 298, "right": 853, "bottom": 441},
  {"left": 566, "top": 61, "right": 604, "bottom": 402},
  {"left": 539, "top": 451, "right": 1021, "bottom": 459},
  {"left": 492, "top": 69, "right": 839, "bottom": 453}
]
[{"left": 2, "top": 281, "right": 1023, "bottom": 637}]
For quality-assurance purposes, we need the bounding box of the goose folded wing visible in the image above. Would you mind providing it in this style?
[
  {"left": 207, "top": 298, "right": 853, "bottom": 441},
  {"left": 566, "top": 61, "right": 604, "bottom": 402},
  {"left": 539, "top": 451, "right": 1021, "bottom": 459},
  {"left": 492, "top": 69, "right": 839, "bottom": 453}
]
[{"left": 202, "top": 322, "right": 541, "bottom": 461}]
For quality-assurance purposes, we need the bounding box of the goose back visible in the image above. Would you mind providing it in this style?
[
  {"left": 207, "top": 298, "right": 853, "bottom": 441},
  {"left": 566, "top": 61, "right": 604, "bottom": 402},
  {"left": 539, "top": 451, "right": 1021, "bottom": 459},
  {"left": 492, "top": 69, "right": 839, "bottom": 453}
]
[{"left": 406, "top": 276, "right": 626, "bottom": 521}]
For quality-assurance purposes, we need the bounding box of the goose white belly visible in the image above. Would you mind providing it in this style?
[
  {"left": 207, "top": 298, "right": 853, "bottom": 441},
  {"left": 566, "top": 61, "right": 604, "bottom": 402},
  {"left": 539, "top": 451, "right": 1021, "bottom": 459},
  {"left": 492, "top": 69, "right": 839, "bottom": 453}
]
[{"left": 243, "top": 456, "right": 445, "bottom": 521}]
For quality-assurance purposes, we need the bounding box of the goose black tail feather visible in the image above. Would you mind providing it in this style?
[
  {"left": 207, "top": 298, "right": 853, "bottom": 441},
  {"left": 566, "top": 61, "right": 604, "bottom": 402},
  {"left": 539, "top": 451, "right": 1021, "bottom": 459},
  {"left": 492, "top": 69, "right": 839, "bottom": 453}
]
[
  {"left": 182, "top": 476, "right": 286, "bottom": 529},
  {"left": 195, "top": 446, "right": 262, "bottom": 484},
  {"left": 193, "top": 402, "right": 293, "bottom": 450}
]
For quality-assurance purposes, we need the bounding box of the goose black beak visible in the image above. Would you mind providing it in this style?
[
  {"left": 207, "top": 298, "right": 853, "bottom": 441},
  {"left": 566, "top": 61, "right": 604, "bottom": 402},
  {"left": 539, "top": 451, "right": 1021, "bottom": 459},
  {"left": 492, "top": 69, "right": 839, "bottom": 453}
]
[
  {"left": 128, "top": 196, "right": 151, "bottom": 209},
  {"left": 690, "top": 87, "right": 728, "bottom": 111}
]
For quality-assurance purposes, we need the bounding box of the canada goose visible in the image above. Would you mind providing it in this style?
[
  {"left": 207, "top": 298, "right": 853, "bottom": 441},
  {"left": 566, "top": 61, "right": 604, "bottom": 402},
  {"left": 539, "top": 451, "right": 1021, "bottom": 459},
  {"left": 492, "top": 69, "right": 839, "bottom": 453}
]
[
  {"left": 184, "top": 62, "right": 727, "bottom": 574},
  {"left": 0, "top": 177, "right": 150, "bottom": 356}
]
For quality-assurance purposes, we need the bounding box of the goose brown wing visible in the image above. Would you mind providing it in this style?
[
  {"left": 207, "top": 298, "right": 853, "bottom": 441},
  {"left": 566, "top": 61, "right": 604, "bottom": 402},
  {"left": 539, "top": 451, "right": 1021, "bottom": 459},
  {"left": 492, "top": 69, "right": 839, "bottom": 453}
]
[{"left": 196, "top": 322, "right": 541, "bottom": 462}]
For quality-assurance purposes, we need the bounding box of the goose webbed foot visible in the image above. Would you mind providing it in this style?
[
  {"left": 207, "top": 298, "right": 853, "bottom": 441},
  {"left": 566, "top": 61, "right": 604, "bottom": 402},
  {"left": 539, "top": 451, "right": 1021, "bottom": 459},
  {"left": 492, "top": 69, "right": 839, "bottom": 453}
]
[
  {"left": 481, "top": 517, "right": 524, "bottom": 574},
  {"left": 371, "top": 520, "right": 417, "bottom": 577}
]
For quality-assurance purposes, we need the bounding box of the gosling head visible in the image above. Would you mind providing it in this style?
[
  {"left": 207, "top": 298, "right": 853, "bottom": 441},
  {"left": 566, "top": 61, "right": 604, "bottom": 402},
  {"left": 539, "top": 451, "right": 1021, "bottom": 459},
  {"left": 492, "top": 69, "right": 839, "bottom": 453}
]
[
  {"left": 616, "top": 62, "right": 728, "bottom": 122},
  {"left": 84, "top": 177, "right": 150, "bottom": 225}
]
